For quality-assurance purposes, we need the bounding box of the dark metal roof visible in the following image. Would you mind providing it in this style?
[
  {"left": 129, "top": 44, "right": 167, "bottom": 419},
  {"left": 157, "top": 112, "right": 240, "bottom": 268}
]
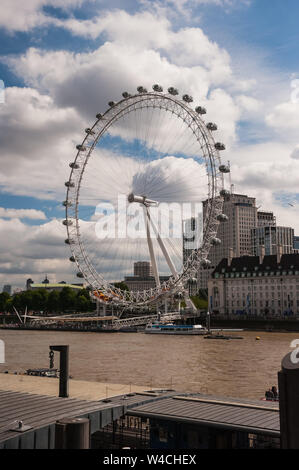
[
  {"left": 0, "top": 389, "right": 280, "bottom": 448},
  {"left": 127, "top": 394, "right": 280, "bottom": 437},
  {"left": 0, "top": 390, "right": 125, "bottom": 449},
  {"left": 0, "top": 389, "right": 177, "bottom": 449},
  {"left": 212, "top": 253, "right": 299, "bottom": 276}
]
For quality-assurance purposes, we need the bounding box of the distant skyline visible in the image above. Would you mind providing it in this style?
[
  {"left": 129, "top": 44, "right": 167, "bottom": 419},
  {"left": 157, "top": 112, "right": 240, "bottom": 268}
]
[{"left": 1, "top": 0, "right": 299, "bottom": 287}]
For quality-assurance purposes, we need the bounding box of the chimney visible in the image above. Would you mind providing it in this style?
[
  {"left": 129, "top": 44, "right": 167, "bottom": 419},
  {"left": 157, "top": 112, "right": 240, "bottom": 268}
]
[
  {"left": 228, "top": 247, "right": 234, "bottom": 267},
  {"left": 277, "top": 244, "right": 283, "bottom": 264},
  {"left": 259, "top": 245, "right": 265, "bottom": 265}
]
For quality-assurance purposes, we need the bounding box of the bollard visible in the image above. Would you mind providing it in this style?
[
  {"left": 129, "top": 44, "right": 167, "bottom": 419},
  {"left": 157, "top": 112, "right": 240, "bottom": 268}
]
[
  {"left": 55, "top": 417, "right": 90, "bottom": 449},
  {"left": 278, "top": 351, "right": 299, "bottom": 449},
  {"left": 50, "top": 345, "right": 69, "bottom": 398}
]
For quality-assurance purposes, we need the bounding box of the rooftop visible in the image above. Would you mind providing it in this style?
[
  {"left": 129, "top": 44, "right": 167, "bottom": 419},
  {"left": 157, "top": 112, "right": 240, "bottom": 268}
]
[
  {"left": 128, "top": 393, "right": 280, "bottom": 437},
  {"left": 29, "top": 283, "right": 84, "bottom": 289},
  {"left": 212, "top": 253, "right": 299, "bottom": 277}
]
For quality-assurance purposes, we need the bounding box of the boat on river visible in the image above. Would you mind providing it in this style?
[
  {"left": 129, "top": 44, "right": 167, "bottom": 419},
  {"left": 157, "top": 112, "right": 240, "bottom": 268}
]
[{"left": 144, "top": 322, "right": 207, "bottom": 335}]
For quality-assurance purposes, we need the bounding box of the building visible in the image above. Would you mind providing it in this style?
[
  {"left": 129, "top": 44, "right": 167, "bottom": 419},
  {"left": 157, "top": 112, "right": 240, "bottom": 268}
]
[
  {"left": 28, "top": 281, "right": 85, "bottom": 292},
  {"left": 95, "top": 391, "right": 280, "bottom": 449},
  {"left": 26, "top": 278, "right": 34, "bottom": 290},
  {"left": 208, "top": 249, "right": 299, "bottom": 317},
  {"left": 294, "top": 236, "right": 299, "bottom": 253},
  {"left": 183, "top": 217, "right": 200, "bottom": 295},
  {"left": 183, "top": 217, "right": 198, "bottom": 265},
  {"left": 257, "top": 211, "right": 276, "bottom": 227},
  {"left": 124, "top": 275, "right": 170, "bottom": 293},
  {"left": 0, "top": 388, "right": 280, "bottom": 449},
  {"left": 200, "top": 193, "right": 258, "bottom": 289},
  {"left": 133, "top": 261, "right": 153, "bottom": 277},
  {"left": 2, "top": 285, "right": 11, "bottom": 295},
  {"left": 252, "top": 226, "right": 294, "bottom": 256}
]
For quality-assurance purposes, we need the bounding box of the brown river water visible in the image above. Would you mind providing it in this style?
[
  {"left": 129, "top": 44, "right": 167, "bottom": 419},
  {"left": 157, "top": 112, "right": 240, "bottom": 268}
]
[{"left": 0, "top": 329, "right": 298, "bottom": 400}]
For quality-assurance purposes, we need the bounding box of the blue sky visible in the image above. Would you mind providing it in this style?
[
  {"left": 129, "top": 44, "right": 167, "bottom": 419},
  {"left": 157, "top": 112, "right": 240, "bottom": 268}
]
[{"left": 0, "top": 0, "right": 299, "bottom": 288}]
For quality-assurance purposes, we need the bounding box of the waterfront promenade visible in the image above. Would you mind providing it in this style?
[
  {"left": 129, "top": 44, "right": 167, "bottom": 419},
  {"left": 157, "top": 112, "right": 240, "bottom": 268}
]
[{"left": 0, "top": 373, "right": 147, "bottom": 401}]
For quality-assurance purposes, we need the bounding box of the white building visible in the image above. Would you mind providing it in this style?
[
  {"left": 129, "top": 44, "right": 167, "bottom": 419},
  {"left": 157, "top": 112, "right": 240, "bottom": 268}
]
[{"left": 208, "top": 248, "right": 299, "bottom": 317}]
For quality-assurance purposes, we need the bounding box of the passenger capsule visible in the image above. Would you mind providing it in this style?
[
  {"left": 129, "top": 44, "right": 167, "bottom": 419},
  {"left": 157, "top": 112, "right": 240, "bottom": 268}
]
[
  {"left": 220, "top": 189, "right": 230, "bottom": 198},
  {"left": 137, "top": 86, "right": 147, "bottom": 93},
  {"left": 195, "top": 106, "right": 207, "bottom": 115},
  {"left": 207, "top": 122, "right": 217, "bottom": 131},
  {"left": 219, "top": 165, "right": 230, "bottom": 173},
  {"left": 76, "top": 144, "right": 86, "bottom": 152},
  {"left": 217, "top": 214, "right": 229, "bottom": 222},
  {"left": 62, "top": 200, "right": 72, "bottom": 207},
  {"left": 85, "top": 128, "right": 95, "bottom": 135},
  {"left": 62, "top": 219, "right": 73, "bottom": 226},
  {"left": 96, "top": 113, "right": 102, "bottom": 119},
  {"left": 201, "top": 259, "right": 211, "bottom": 268},
  {"left": 65, "top": 181, "right": 75, "bottom": 188},
  {"left": 152, "top": 84, "right": 163, "bottom": 92},
  {"left": 108, "top": 101, "right": 116, "bottom": 107},
  {"left": 69, "top": 256, "right": 76, "bottom": 262},
  {"left": 122, "top": 92, "right": 131, "bottom": 98},
  {"left": 182, "top": 94, "right": 193, "bottom": 103},
  {"left": 69, "top": 162, "right": 79, "bottom": 169},
  {"left": 64, "top": 238, "right": 74, "bottom": 245},
  {"left": 76, "top": 272, "right": 84, "bottom": 278},
  {"left": 215, "top": 142, "right": 226, "bottom": 151},
  {"left": 168, "top": 87, "right": 179, "bottom": 95},
  {"left": 211, "top": 237, "right": 221, "bottom": 246}
]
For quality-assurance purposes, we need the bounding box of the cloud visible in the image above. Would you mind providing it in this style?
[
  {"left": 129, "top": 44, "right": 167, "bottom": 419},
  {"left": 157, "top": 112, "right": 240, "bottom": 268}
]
[
  {"left": 0, "top": 0, "right": 89, "bottom": 33},
  {"left": 0, "top": 208, "right": 46, "bottom": 219},
  {"left": 228, "top": 141, "right": 299, "bottom": 233},
  {"left": 266, "top": 101, "right": 299, "bottom": 139},
  {"left": 291, "top": 146, "right": 299, "bottom": 160},
  {"left": 0, "top": 0, "right": 252, "bottom": 34},
  {"left": 0, "top": 217, "right": 73, "bottom": 287},
  {"left": 6, "top": 10, "right": 247, "bottom": 151},
  {"left": 0, "top": 86, "right": 81, "bottom": 199}
]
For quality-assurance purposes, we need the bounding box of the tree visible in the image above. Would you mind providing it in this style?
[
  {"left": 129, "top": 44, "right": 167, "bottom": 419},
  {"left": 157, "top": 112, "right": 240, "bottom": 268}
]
[
  {"left": 59, "top": 287, "right": 76, "bottom": 311},
  {"left": 47, "top": 290, "right": 60, "bottom": 312},
  {"left": 0, "top": 292, "right": 10, "bottom": 312},
  {"left": 113, "top": 282, "right": 129, "bottom": 291}
]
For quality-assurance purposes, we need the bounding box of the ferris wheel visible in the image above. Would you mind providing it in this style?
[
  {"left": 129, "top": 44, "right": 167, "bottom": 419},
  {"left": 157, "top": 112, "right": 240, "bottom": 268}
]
[{"left": 63, "top": 84, "right": 229, "bottom": 306}]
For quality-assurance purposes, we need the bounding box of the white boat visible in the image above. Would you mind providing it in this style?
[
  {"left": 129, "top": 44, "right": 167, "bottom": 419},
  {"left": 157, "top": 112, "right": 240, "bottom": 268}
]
[{"left": 144, "top": 322, "right": 207, "bottom": 335}]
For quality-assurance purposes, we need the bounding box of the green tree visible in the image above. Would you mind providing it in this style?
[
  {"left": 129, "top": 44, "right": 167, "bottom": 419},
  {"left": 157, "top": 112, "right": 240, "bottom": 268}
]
[
  {"left": 113, "top": 282, "right": 129, "bottom": 291},
  {"left": 30, "top": 289, "right": 49, "bottom": 311},
  {"left": 47, "top": 290, "right": 60, "bottom": 312},
  {"left": 59, "top": 287, "right": 76, "bottom": 312},
  {"left": 0, "top": 292, "right": 10, "bottom": 312},
  {"left": 191, "top": 295, "right": 208, "bottom": 310}
]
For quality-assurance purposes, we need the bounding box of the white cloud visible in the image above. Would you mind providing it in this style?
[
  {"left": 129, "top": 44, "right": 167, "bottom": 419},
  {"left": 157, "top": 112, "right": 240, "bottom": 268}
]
[
  {"left": 6, "top": 10, "right": 246, "bottom": 151},
  {"left": 266, "top": 101, "right": 299, "bottom": 139},
  {"left": 0, "top": 0, "right": 89, "bottom": 33},
  {"left": 0, "top": 218, "right": 73, "bottom": 287},
  {"left": 229, "top": 141, "right": 299, "bottom": 233},
  {"left": 0, "top": 0, "right": 251, "bottom": 34},
  {"left": 236, "top": 95, "right": 262, "bottom": 118},
  {"left": 0, "top": 86, "right": 81, "bottom": 199},
  {"left": 0, "top": 208, "right": 46, "bottom": 219},
  {"left": 291, "top": 145, "right": 299, "bottom": 160}
]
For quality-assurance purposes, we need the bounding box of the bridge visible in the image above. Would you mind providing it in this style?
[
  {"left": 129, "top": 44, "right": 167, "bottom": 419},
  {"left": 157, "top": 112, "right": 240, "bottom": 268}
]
[{"left": 112, "top": 312, "right": 182, "bottom": 329}]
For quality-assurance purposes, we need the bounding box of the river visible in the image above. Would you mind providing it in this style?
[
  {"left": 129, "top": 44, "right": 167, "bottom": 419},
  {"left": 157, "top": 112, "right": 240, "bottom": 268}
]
[{"left": 0, "top": 329, "right": 298, "bottom": 400}]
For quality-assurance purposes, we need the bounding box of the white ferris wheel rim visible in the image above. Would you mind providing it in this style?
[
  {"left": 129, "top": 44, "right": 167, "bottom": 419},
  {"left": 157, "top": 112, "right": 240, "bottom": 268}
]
[{"left": 64, "top": 88, "right": 225, "bottom": 305}]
